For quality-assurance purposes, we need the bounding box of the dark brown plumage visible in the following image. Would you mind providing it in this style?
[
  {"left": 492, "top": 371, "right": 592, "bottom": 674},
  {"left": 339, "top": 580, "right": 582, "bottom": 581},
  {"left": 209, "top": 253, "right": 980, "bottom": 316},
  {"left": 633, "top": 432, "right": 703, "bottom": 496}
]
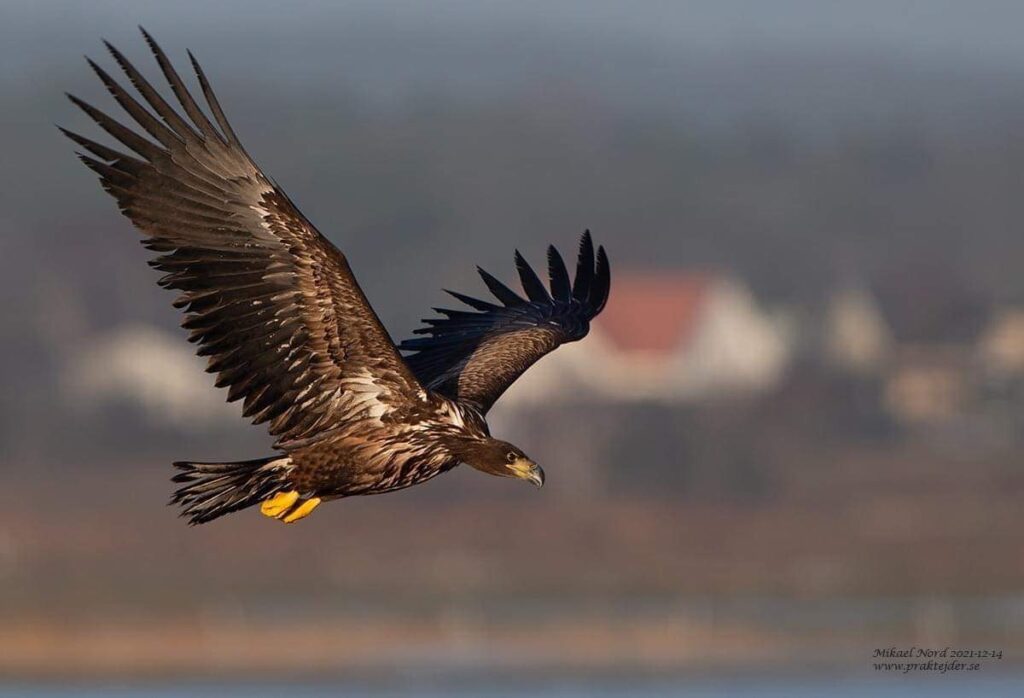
[
  {"left": 400, "top": 232, "right": 610, "bottom": 410},
  {"left": 62, "top": 29, "right": 610, "bottom": 525}
]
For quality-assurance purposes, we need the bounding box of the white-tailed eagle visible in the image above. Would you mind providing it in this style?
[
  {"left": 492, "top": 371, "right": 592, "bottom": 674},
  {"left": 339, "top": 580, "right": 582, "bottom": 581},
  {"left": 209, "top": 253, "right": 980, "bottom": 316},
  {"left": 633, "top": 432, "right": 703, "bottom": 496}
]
[{"left": 62, "top": 29, "right": 610, "bottom": 524}]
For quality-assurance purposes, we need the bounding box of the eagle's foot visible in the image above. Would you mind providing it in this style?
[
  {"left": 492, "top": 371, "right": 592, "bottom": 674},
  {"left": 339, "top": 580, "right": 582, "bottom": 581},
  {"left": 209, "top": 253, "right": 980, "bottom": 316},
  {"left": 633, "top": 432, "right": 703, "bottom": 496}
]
[
  {"left": 281, "top": 497, "right": 321, "bottom": 523},
  {"left": 260, "top": 491, "right": 321, "bottom": 523},
  {"left": 260, "top": 490, "right": 299, "bottom": 517}
]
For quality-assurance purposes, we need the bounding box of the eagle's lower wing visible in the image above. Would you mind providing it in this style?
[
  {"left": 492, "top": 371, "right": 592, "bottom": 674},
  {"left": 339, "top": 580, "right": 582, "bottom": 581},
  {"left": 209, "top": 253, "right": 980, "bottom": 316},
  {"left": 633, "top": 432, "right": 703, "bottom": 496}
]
[
  {"left": 399, "top": 232, "right": 609, "bottom": 412},
  {"left": 63, "top": 30, "right": 422, "bottom": 447}
]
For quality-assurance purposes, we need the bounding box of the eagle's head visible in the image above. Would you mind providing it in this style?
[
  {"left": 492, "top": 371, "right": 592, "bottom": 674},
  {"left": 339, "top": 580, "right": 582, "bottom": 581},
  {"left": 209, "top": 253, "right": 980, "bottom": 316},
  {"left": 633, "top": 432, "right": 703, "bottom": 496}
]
[{"left": 455, "top": 438, "right": 544, "bottom": 488}]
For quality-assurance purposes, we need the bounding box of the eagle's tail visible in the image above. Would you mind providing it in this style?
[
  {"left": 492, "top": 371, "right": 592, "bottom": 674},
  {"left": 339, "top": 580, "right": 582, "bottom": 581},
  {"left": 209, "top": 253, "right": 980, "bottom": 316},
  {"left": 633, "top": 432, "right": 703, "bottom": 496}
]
[{"left": 170, "top": 456, "right": 292, "bottom": 525}]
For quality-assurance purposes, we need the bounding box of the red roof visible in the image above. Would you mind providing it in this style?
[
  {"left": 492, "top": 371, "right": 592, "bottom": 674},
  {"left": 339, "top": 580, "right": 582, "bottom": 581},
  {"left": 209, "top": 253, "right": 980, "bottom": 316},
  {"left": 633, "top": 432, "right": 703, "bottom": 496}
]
[{"left": 594, "top": 272, "right": 714, "bottom": 353}]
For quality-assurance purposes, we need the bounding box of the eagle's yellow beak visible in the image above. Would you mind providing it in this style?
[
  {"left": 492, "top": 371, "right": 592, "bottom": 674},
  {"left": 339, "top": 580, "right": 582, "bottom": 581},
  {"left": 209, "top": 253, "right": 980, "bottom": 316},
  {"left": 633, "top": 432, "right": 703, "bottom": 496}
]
[{"left": 509, "top": 457, "right": 545, "bottom": 488}]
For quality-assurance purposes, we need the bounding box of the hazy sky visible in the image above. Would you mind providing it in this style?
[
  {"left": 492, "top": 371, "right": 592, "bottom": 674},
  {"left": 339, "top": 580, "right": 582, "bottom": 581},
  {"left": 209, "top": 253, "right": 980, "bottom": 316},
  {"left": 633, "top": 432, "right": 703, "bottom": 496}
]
[
  {"left": 7, "top": 0, "right": 1024, "bottom": 315},
  {"left": 6, "top": 0, "right": 1024, "bottom": 438},
  {"left": 7, "top": 0, "right": 1024, "bottom": 71}
]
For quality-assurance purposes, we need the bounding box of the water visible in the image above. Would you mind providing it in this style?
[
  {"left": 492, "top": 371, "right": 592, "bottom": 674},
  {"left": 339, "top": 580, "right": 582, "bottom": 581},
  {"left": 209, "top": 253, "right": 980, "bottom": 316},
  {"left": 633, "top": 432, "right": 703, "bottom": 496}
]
[{"left": 3, "top": 675, "right": 1023, "bottom": 697}]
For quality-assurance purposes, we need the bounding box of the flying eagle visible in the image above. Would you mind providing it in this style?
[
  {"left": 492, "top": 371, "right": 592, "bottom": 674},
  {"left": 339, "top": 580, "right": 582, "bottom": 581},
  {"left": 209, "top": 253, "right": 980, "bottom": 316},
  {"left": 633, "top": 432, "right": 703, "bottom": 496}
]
[{"left": 62, "top": 30, "right": 610, "bottom": 525}]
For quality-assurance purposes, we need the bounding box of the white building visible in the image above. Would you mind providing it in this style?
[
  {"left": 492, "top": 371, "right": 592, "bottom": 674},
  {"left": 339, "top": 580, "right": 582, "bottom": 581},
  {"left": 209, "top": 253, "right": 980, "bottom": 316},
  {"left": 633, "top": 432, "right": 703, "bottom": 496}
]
[
  {"left": 62, "top": 324, "right": 241, "bottom": 430},
  {"left": 823, "top": 285, "right": 892, "bottom": 374},
  {"left": 498, "top": 272, "right": 791, "bottom": 407},
  {"left": 977, "top": 309, "right": 1024, "bottom": 376}
]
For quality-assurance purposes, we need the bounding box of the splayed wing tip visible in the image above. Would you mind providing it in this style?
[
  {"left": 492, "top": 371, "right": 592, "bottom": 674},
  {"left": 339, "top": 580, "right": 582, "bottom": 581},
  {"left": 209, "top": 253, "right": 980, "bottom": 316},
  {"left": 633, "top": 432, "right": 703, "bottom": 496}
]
[
  {"left": 514, "top": 250, "right": 551, "bottom": 303},
  {"left": 546, "top": 245, "right": 572, "bottom": 302}
]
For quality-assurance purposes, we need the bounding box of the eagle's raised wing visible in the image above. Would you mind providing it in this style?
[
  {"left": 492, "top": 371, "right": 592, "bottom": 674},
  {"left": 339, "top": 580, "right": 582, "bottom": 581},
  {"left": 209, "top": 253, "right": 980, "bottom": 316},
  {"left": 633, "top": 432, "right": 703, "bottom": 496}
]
[
  {"left": 62, "top": 30, "right": 423, "bottom": 447},
  {"left": 400, "top": 232, "right": 610, "bottom": 412}
]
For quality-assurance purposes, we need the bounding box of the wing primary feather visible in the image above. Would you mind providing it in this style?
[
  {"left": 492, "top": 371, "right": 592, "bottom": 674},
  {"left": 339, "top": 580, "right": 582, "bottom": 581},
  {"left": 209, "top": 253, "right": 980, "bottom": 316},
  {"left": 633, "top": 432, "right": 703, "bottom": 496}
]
[
  {"left": 66, "top": 92, "right": 164, "bottom": 161},
  {"left": 138, "top": 26, "right": 225, "bottom": 143},
  {"left": 85, "top": 56, "right": 170, "bottom": 144},
  {"left": 58, "top": 127, "right": 144, "bottom": 168},
  {"left": 477, "top": 267, "right": 525, "bottom": 307},
  {"left": 514, "top": 250, "right": 551, "bottom": 303},
  {"left": 70, "top": 30, "right": 554, "bottom": 442},
  {"left": 443, "top": 289, "right": 502, "bottom": 312},
  {"left": 402, "top": 232, "right": 611, "bottom": 411},
  {"left": 433, "top": 308, "right": 483, "bottom": 320},
  {"left": 76, "top": 152, "right": 130, "bottom": 182},
  {"left": 572, "top": 230, "right": 595, "bottom": 303},
  {"left": 101, "top": 40, "right": 198, "bottom": 144},
  {"left": 547, "top": 245, "right": 571, "bottom": 302},
  {"left": 590, "top": 245, "right": 611, "bottom": 314},
  {"left": 188, "top": 50, "right": 246, "bottom": 153}
]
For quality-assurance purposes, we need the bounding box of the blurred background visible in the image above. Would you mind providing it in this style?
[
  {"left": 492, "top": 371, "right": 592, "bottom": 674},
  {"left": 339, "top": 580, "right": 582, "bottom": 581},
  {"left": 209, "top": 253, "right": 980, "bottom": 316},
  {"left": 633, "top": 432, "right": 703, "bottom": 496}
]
[{"left": 3, "top": 0, "right": 1024, "bottom": 695}]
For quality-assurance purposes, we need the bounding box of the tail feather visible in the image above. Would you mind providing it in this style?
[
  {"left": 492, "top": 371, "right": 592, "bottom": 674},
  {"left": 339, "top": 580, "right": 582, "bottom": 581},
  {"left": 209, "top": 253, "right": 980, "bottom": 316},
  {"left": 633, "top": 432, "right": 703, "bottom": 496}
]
[{"left": 171, "top": 456, "right": 290, "bottom": 525}]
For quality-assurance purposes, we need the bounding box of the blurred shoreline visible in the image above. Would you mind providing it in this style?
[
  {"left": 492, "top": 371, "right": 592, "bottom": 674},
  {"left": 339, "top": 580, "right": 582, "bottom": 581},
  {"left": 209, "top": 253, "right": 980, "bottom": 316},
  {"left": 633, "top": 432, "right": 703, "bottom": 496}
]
[{"left": 2, "top": 602, "right": 1021, "bottom": 680}]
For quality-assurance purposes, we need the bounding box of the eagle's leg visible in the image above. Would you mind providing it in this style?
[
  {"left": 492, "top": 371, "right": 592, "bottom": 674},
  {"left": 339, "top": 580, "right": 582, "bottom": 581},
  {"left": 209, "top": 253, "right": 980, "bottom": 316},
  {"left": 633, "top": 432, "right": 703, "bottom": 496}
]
[{"left": 260, "top": 491, "right": 322, "bottom": 523}]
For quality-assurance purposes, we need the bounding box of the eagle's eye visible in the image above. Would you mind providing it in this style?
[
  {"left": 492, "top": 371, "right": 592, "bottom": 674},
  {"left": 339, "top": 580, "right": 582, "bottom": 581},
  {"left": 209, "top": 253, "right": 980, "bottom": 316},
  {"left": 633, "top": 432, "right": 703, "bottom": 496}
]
[{"left": 506, "top": 451, "right": 517, "bottom": 464}]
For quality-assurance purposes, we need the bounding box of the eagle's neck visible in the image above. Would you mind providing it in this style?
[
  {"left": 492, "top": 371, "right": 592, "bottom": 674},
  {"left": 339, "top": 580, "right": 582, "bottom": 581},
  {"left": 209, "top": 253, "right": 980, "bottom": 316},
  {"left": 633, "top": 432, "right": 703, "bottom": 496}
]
[{"left": 436, "top": 398, "right": 488, "bottom": 439}]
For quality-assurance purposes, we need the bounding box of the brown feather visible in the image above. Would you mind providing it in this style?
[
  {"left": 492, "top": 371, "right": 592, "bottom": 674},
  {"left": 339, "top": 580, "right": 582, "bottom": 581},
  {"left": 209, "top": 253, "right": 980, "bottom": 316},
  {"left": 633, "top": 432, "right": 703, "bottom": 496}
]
[{"left": 65, "top": 31, "right": 424, "bottom": 448}]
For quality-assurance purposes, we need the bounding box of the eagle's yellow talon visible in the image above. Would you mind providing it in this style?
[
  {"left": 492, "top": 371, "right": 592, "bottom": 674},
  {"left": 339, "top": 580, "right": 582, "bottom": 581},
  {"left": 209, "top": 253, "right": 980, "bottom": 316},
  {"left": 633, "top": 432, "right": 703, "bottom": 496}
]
[
  {"left": 260, "top": 490, "right": 299, "bottom": 518},
  {"left": 281, "top": 497, "right": 321, "bottom": 523}
]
